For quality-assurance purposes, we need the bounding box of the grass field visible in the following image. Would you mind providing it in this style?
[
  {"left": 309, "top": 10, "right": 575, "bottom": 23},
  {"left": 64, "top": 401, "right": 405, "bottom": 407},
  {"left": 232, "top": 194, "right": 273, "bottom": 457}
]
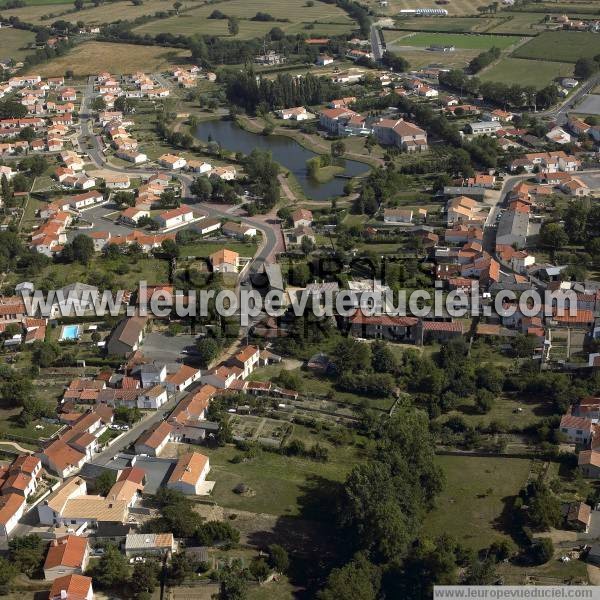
[
  {"left": 198, "top": 434, "right": 361, "bottom": 516},
  {"left": 392, "top": 16, "right": 496, "bottom": 32},
  {"left": 387, "top": 31, "right": 522, "bottom": 50},
  {"left": 0, "top": 0, "right": 194, "bottom": 24},
  {"left": 513, "top": 31, "right": 600, "bottom": 63},
  {"left": 0, "top": 28, "right": 35, "bottom": 61},
  {"left": 424, "top": 455, "right": 531, "bottom": 550},
  {"left": 134, "top": 0, "right": 354, "bottom": 39},
  {"left": 25, "top": 42, "right": 190, "bottom": 76},
  {"left": 480, "top": 56, "right": 573, "bottom": 89},
  {"left": 384, "top": 44, "right": 480, "bottom": 69},
  {"left": 486, "top": 11, "right": 548, "bottom": 34}
]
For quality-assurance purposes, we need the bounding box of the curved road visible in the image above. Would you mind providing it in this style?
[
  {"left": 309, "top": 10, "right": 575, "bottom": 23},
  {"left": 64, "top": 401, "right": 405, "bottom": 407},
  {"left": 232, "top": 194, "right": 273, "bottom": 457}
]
[{"left": 78, "top": 77, "right": 281, "bottom": 274}]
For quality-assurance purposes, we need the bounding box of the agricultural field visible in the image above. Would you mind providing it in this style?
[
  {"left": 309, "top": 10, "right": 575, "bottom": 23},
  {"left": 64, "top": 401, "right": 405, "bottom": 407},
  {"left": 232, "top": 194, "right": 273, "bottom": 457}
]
[
  {"left": 0, "top": 27, "right": 35, "bottom": 61},
  {"left": 513, "top": 31, "right": 600, "bottom": 63},
  {"left": 424, "top": 455, "right": 532, "bottom": 550},
  {"left": 386, "top": 31, "right": 522, "bottom": 50},
  {"left": 486, "top": 11, "right": 549, "bottom": 34},
  {"left": 391, "top": 16, "right": 496, "bottom": 32},
  {"left": 0, "top": 0, "right": 198, "bottom": 24},
  {"left": 508, "top": 0, "right": 600, "bottom": 14},
  {"left": 480, "top": 57, "right": 574, "bottom": 89},
  {"left": 384, "top": 44, "right": 481, "bottom": 69},
  {"left": 25, "top": 41, "right": 190, "bottom": 76},
  {"left": 133, "top": 0, "right": 354, "bottom": 39}
]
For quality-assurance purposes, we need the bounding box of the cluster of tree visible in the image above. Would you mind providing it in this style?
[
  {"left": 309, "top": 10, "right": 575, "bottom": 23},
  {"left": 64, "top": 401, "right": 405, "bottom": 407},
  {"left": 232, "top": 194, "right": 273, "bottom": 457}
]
[
  {"left": 190, "top": 175, "right": 238, "bottom": 205},
  {"left": 59, "top": 233, "right": 96, "bottom": 266},
  {"left": 352, "top": 165, "right": 412, "bottom": 215},
  {"left": 241, "top": 148, "right": 280, "bottom": 211},
  {"left": 222, "top": 69, "right": 342, "bottom": 113},
  {"left": 381, "top": 50, "right": 410, "bottom": 73},
  {"left": 22, "top": 37, "right": 73, "bottom": 70},
  {"left": 285, "top": 438, "right": 329, "bottom": 461},
  {"left": 574, "top": 54, "right": 600, "bottom": 80},
  {"left": 439, "top": 69, "right": 559, "bottom": 110},
  {"left": 468, "top": 46, "right": 501, "bottom": 74}
]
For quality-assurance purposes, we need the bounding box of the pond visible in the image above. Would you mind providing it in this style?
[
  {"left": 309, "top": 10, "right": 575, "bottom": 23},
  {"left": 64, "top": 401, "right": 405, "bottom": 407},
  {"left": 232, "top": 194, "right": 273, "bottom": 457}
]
[{"left": 195, "top": 119, "right": 370, "bottom": 201}]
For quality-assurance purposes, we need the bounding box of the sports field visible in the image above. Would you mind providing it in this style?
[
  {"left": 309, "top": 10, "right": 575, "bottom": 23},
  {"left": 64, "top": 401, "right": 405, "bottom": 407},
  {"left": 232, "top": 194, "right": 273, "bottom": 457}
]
[
  {"left": 0, "top": 27, "right": 35, "bottom": 61},
  {"left": 134, "top": 0, "right": 354, "bottom": 39},
  {"left": 513, "top": 31, "right": 600, "bottom": 63},
  {"left": 387, "top": 31, "right": 522, "bottom": 50},
  {"left": 26, "top": 41, "right": 190, "bottom": 76},
  {"left": 479, "top": 56, "right": 574, "bottom": 89},
  {"left": 386, "top": 46, "right": 481, "bottom": 69}
]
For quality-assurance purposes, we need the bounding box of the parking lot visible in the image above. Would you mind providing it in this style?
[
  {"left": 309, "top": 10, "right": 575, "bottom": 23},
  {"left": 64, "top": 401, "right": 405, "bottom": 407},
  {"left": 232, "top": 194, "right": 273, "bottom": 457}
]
[
  {"left": 574, "top": 94, "right": 600, "bottom": 116},
  {"left": 141, "top": 332, "right": 200, "bottom": 364}
]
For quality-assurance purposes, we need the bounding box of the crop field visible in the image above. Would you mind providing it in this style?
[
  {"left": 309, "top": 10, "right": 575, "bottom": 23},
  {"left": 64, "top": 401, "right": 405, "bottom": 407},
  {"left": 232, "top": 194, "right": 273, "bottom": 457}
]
[
  {"left": 387, "top": 31, "right": 522, "bottom": 50},
  {"left": 424, "top": 455, "right": 532, "bottom": 550},
  {"left": 0, "top": 27, "right": 35, "bottom": 61},
  {"left": 480, "top": 56, "right": 574, "bottom": 89},
  {"left": 510, "top": 0, "right": 600, "bottom": 14},
  {"left": 385, "top": 45, "right": 481, "bottom": 69},
  {"left": 392, "top": 16, "right": 496, "bottom": 32},
  {"left": 0, "top": 0, "right": 194, "bottom": 25},
  {"left": 25, "top": 42, "right": 190, "bottom": 76},
  {"left": 0, "top": 0, "right": 66, "bottom": 6},
  {"left": 513, "top": 31, "right": 600, "bottom": 63},
  {"left": 134, "top": 0, "right": 354, "bottom": 39}
]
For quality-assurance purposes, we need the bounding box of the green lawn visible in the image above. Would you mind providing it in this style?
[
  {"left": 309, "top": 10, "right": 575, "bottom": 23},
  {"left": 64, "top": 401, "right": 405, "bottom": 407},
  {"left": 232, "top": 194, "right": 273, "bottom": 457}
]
[
  {"left": 199, "top": 434, "right": 361, "bottom": 516},
  {"left": 424, "top": 455, "right": 532, "bottom": 550},
  {"left": 513, "top": 31, "right": 600, "bottom": 63},
  {"left": 394, "top": 31, "right": 522, "bottom": 50},
  {"left": 480, "top": 57, "right": 573, "bottom": 89},
  {"left": 487, "top": 12, "right": 547, "bottom": 34},
  {"left": 0, "top": 28, "right": 35, "bottom": 61},
  {"left": 0, "top": 407, "right": 61, "bottom": 446}
]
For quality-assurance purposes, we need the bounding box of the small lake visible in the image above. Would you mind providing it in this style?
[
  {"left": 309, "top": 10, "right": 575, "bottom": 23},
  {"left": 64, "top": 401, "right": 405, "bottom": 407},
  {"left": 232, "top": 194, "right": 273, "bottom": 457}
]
[{"left": 195, "top": 119, "right": 370, "bottom": 201}]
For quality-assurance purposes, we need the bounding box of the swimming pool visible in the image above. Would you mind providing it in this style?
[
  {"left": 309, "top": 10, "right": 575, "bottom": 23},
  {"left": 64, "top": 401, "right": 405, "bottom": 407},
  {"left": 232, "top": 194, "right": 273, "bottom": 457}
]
[{"left": 60, "top": 325, "right": 80, "bottom": 341}]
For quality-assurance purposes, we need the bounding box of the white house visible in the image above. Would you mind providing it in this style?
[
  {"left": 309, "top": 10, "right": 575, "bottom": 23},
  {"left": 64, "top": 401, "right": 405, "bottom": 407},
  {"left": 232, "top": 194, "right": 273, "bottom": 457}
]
[
  {"left": 0, "top": 493, "right": 25, "bottom": 538},
  {"left": 158, "top": 154, "right": 186, "bottom": 170},
  {"left": 230, "top": 345, "right": 260, "bottom": 379},
  {"left": 559, "top": 414, "right": 594, "bottom": 445},
  {"left": 166, "top": 452, "right": 210, "bottom": 495},
  {"left": 134, "top": 421, "right": 173, "bottom": 456},
  {"left": 155, "top": 205, "right": 194, "bottom": 230},
  {"left": 137, "top": 385, "right": 168, "bottom": 409},
  {"left": 383, "top": 208, "right": 413, "bottom": 224}
]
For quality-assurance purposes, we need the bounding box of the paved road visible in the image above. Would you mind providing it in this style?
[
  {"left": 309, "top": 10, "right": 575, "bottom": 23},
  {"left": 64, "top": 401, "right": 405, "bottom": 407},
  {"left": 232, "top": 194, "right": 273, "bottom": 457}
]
[
  {"left": 535, "top": 73, "right": 600, "bottom": 125},
  {"left": 370, "top": 24, "right": 385, "bottom": 61},
  {"left": 78, "top": 77, "right": 281, "bottom": 273}
]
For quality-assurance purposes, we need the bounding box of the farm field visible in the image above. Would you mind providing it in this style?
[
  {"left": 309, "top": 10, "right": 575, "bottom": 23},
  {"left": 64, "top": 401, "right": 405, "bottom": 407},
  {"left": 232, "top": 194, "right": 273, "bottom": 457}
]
[
  {"left": 25, "top": 42, "right": 190, "bottom": 76},
  {"left": 386, "top": 31, "right": 522, "bottom": 50},
  {"left": 391, "top": 16, "right": 496, "bottom": 32},
  {"left": 486, "top": 11, "right": 548, "bottom": 34},
  {"left": 0, "top": 0, "right": 66, "bottom": 6},
  {"left": 513, "top": 31, "right": 600, "bottom": 63},
  {"left": 480, "top": 57, "right": 573, "bottom": 89},
  {"left": 509, "top": 1, "right": 600, "bottom": 14},
  {"left": 0, "top": 27, "right": 35, "bottom": 61},
  {"left": 424, "top": 455, "right": 532, "bottom": 550},
  {"left": 133, "top": 0, "right": 354, "bottom": 39},
  {"left": 384, "top": 45, "right": 480, "bottom": 69}
]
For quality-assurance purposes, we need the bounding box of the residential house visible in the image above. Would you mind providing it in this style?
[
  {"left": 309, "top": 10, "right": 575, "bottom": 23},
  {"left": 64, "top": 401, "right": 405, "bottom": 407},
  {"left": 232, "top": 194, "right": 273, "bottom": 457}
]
[
  {"left": 43, "top": 535, "right": 90, "bottom": 580},
  {"left": 125, "top": 533, "right": 175, "bottom": 557},
  {"left": 48, "top": 574, "right": 93, "bottom": 600},
  {"left": 106, "top": 316, "right": 147, "bottom": 356},
  {"left": 158, "top": 154, "right": 186, "bottom": 170},
  {"left": 134, "top": 421, "right": 173, "bottom": 456},
  {"left": 166, "top": 452, "right": 210, "bottom": 495},
  {"left": 0, "top": 493, "right": 25, "bottom": 538},
  {"left": 210, "top": 249, "right": 240, "bottom": 273},
  {"left": 230, "top": 345, "right": 260, "bottom": 379},
  {"left": 383, "top": 208, "right": 413, "bottom": 224},
  {"left": 155, "top": 205, "right": 195, "bottom": 230}
]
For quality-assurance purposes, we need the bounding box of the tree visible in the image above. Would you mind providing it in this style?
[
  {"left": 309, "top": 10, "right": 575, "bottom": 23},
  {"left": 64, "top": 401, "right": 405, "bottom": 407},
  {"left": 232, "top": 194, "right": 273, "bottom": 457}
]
[
  {"left": 371, "top": 340, "right": 397, "bottom": 374},
  {"left": 130, "top": 560, "right": 160, "bottom": 595},
  {"left": 228, "top": 16, "right": 239, "bottom": 36},
  {"left": 474, "top": 389, "right": 494, "bottom": 414},
  {"left": 300, "top": 235, "right": 315, "bottom": 256},
  {"left": 331, "top": 338, "right": 371, "bottom": 375},
  {"left": 161, "top": 238, "right": 180, "bottom": 259},
  {"left": 95, "top": 470, "right": 116, "bottom": 495},
  {"left": 267, "top": 544, "right": 289, "bottom": 573},
  {"left": 9, "top": 535, "right": 45, "bottom": 577},
  {"left": 74, "top": 0, "right": 84, "bottom": 9},
  {"left": 71, "top": 234, "right": 95, "bottom": 265},
  {"left": 574, "top": 57, "right": 598, "bottom": 80},
  {"left": 288, "top": 262, "right": 311, "bottom": 287},
  {"left": 0, "top": 100, "right": 27, "bottom": 119},
  {"left": 249, "top": 558, "right": 270, "bottom": 582},
  {"left": 217, "top": 566, "right": 248, "bottom": 600},
  {"left": 167, "top": 552, "right": 197, "bottom": 585},
  {"left": 91, "top": 96, "right": 106, "bottom": 111},
  {"left": 0, "top": 557, "right": 17, "bottom": 595},
  {"left": 530, "top": 538, "right": 554, "bottom": 565},
  {"left": 528, "top": 485, "right": 561, "bottom": 530},
  {"left": 159, "top": 189, "right": 179, "bottom": 209},
  {"left": 173, "top": 0, "right": 182, "bottom": 13},
  {"left": 195, "top": 337, "right": 219, "bottom": 367},
  {"left": 87, "top": 544, "right": 130, "bottom": 588},
  {"left": 318, "top": 553, "right": 381, "bottom": 600},
  {"left": 539, "top": 222, "right": 568, "bottom": 252},
  {"left": 331, "top": 140, "right": 346, "bottom": 158},
  {"left": 511, "top": 334, "right": 538, "bottom": 358},
  {"left": 190, "top": 176, "right": 212, "bottom": 201}
]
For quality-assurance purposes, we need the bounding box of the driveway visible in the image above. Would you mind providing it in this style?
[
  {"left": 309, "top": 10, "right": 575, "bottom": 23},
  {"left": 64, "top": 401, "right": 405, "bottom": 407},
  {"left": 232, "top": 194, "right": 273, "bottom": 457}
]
[{"left": 141, "top": 332, "right": 199, "bottom": 363}]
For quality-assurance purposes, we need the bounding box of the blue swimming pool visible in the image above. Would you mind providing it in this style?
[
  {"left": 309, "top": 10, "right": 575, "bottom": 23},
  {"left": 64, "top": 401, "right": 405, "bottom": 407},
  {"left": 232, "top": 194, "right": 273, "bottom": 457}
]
[{"left": 60, "top": 325, "right": 80, "bottom": 341}]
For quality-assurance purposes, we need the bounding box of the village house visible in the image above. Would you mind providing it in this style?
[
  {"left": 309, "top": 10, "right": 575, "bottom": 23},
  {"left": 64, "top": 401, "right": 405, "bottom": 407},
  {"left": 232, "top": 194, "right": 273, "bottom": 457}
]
[
  {"left": 559, "top": 414, "right": 594, "bottom": 445},
  {"left": 230, "top": 345, "right": 260, "bottom": 379},
  {"left": 125, "top": 533, "right": 175, "bottom": 557},
  {"left": 106, "top": 316, "right": 147, "bottom": 356},
  {"left": 276, "top": 107, "right": 310, "bottom": 121},
  {"left": 155, "top": 205, "right": 195, "bottom": 230},
  {"left": 158, "top": 154, "right": 187, "bottom": 170},
  {"left": 134, "top": 421, "right": 173, "bottom": 456},
  {"left": 222, "top": 221, "right": 257, "bottom": 239},
  {"left": 210, "top": 249, "right": 241, "bottom": 273},
  {"left": 373, "top": 118, "right": 428, "bottom": 152},
  {"left": 43, "top": 535, "right": 90, "bottom": 581},
  {"left": 49, "top": 574, "right": 93, "bottom": 600},
  {"left": 383, "top": 208, "right": 413, "bottom": 224},
  {"left": 166, "top": 452, "right": 210, "bottom": 495}
]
